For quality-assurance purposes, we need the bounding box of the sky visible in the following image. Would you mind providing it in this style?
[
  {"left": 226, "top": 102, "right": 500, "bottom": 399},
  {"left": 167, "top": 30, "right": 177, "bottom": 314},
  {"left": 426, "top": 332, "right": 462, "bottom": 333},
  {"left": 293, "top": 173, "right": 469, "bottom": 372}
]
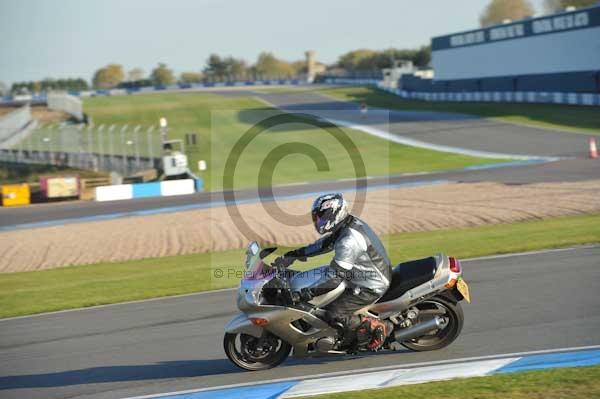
[{"left": 0, "top": 0, "right": 547, "bottom": 85}]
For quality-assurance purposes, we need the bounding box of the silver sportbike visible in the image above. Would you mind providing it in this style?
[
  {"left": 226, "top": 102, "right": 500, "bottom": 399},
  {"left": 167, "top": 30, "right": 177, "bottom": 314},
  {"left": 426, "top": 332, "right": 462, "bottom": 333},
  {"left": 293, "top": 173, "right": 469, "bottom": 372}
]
[{"left": 224, "top": 241, "right": 471, "bottom": 370}]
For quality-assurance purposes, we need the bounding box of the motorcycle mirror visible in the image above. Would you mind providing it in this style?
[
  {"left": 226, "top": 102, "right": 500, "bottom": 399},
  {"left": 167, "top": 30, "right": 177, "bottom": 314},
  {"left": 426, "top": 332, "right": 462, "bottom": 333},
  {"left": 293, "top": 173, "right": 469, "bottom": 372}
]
[{"left": 247, "top": 241, "right": 260, "bottom": 256}]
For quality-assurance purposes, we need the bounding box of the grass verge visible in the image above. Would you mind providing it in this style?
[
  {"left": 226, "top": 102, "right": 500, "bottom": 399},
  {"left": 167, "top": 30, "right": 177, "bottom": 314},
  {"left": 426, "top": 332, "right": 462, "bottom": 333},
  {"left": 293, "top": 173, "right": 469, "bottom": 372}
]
[
  {"left": 0, "top": 213, "right": 598, "bottom": 318},
  {"left": 297, "top": 364, "right": 600, "bottom": 399},
  {"left": 318, "top": 86, "right": 600, "bottom": 135}
]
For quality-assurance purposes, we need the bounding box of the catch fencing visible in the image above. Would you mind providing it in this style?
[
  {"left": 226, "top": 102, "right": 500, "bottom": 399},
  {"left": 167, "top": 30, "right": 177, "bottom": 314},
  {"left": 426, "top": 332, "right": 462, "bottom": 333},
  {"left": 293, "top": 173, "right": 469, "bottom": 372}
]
[{"left": 0, "top": 122, "right": 162, "bottom": 175}]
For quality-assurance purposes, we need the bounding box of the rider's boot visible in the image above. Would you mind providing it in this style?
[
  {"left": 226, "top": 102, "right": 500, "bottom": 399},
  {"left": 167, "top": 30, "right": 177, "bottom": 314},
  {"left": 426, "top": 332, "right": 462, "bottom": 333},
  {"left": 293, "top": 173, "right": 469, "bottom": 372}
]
[{"left": 359, "top": 317, "right": 393, "bottom": 351}]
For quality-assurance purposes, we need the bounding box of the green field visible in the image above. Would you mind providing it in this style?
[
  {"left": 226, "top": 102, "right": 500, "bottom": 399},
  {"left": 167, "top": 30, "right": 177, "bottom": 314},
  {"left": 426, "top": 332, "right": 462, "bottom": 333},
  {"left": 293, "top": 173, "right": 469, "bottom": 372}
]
[
  {"left": 319, "top": 86, "right": 600, "bottom": 135},
  {"left": 13, "top": 92, "right": 501, "bottom": 190},
  {"left": 299, "top": 365, "right": 600, "bottom": 399},
  {"left": 1, "top": 213, "right": 598, "bottom": 318}
]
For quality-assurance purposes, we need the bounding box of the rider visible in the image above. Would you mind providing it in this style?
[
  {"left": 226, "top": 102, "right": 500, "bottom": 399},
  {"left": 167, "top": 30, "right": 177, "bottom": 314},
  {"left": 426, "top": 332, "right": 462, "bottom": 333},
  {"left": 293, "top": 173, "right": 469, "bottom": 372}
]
[{"left": 275, "top": 193, "right": 393, "bottom": 350}]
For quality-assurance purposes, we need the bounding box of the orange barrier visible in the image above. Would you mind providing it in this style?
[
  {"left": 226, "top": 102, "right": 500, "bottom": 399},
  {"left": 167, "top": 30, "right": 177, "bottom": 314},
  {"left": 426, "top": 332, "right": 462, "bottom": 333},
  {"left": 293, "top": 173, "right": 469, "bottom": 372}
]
[{"left": 1, "top": 184, "right": 31, "bottom": 207}]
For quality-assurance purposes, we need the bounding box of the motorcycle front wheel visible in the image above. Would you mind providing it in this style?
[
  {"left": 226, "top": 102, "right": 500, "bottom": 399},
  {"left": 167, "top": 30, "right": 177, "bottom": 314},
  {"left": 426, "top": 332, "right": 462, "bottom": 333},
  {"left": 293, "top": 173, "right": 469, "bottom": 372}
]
[{"left": 224, "top": 332, "right": 292, "bottom": 371}]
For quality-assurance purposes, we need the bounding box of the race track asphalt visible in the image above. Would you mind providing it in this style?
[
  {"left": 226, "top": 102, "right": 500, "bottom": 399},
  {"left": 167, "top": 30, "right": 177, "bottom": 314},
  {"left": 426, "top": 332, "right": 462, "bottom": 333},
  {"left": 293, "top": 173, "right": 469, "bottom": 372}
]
[
  {"left": 1, "top": 246, "right": 599, "bottom": 399},
  {"left": 256, "top": 91, "right": 593, "bottom": 158}
]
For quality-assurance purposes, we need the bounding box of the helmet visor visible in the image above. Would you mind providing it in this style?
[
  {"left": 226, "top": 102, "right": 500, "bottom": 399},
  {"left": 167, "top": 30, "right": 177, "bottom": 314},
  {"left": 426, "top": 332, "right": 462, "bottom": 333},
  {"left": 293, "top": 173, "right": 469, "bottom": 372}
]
[{"left": 312, "top": 208, "right": 332, "bottom": 233}]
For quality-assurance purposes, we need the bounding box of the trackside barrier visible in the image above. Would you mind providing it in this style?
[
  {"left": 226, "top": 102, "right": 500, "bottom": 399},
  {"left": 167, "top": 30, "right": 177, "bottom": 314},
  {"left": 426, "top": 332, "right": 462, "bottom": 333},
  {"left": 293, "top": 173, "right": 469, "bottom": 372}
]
[
  {"left": 160, "top": 179, "right": 195, "bottom": 196},
  {"left": 80, "top": 177, "right": 111, "bottom": 200},
  {"left": 324, "top": 78, "right": 381, "bottom": 85},
  {"left": 94, "top": 179, "right": 198, "bottom": 202},
  {"left": 95, "top": 184, "right": 133, "bottom": 202},
  {"left": 132, "top": 182, "right": 161, "bottom": 198},
  {"left": 376, "top": 84, "right": 600, "bottom": 107},
  {"left": 0, "top": 184, "right": 31, "bottom": 207}
]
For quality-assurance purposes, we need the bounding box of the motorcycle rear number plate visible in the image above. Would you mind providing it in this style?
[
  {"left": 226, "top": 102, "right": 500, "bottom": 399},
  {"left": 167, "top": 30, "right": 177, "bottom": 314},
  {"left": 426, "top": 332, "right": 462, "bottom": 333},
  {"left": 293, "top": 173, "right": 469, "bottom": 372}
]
[{"left": 457, "top": 279, "right": 471, "bottom": 303}]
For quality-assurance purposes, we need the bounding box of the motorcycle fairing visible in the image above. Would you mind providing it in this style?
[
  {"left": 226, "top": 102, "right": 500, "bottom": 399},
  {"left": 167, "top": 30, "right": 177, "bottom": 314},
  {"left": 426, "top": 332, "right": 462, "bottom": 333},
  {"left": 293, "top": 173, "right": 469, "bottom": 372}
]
[{"left": 225, "top": 306, "right": 339, "bottom": 357}]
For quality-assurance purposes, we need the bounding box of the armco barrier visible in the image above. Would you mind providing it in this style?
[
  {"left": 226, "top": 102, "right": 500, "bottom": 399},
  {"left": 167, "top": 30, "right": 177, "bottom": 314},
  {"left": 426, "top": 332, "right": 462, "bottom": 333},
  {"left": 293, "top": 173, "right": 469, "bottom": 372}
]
[{"left": 95, "top": 179, "right": 197, "bottom": 202}]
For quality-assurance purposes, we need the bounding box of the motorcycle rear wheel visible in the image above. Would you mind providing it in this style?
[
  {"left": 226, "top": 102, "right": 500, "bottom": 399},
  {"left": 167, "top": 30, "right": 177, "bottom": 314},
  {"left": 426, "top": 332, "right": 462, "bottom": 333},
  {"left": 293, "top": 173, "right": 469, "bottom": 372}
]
[
  {"left": 401, "top": 296, "right": 464, "bottom": 352},
  {"left": 224, "top": 332, "right": 291, "bottom": 371}
]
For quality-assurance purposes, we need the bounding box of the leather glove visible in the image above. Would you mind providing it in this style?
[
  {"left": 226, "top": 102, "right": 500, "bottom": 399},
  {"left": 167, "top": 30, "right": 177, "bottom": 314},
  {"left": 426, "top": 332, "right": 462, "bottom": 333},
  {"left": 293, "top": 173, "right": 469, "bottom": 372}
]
[
  {"left": 292, "top": 288, "right": 314, "bottom": 303},
  {"left": 299, "top": 288, "right": 314, "bottom": 301},
  {"left": 283, "top": 250, "right": 307, "bottom": 263},
  {"left": 273, "top": 255, "right": 295, "bottom": 269}
]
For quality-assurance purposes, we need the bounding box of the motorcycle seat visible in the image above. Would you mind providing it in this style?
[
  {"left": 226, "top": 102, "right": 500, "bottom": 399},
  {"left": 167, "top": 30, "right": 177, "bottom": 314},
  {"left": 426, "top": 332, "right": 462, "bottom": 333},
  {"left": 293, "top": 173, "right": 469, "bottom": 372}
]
[{"left": 376, "top": 257, "right": 438, "bottom": 303}]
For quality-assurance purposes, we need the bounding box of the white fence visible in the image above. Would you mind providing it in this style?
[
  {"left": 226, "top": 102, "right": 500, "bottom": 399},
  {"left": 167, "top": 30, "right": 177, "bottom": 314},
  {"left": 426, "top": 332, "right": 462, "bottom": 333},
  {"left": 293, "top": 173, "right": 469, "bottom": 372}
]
[
  {"left": 324, "top": 78, "right": 381, "bottom": 85},
  {"left": 47, "top": 92, "right": 84, "bottom": 121}
]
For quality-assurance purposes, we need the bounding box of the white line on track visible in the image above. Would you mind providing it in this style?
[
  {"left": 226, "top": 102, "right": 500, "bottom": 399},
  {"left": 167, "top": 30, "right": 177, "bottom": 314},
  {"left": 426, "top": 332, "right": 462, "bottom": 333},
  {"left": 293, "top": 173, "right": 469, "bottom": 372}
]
[
  {"left": 122, "top": 344, "right": 600, "bottom": 399},
  {"left": 327, "top": 117, "right": 560, "bottom": 161},
  {"left": 2, "top": 244, "right": 597, "bottom": 323}
]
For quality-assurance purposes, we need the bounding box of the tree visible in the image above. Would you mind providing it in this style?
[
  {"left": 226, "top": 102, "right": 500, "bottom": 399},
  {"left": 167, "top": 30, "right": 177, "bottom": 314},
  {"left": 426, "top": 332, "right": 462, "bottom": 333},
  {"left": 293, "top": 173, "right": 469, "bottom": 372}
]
[
  {"left": 290, "top": 60, "right": 307, "bottom": 76},
  {"left": 254, "top": 52, "right": 295, "bottom": 78},
  {"left": 335, "top": 46, "right": 431, "bottom": 72},
  {"left": 544, "top": 0, "right": 597, "bottom": 12},
  {"left": 413, "top": 45, "right": 431, "bottom": 68},
  {"left": 203, "top": 54, "right": 228, "bottom": 80},
  {"left": 0, "top": 81, "right": 8, "bottom": 96},
  {"left": 92, "top": 64, "right": 124, "bottom": 89},
  {"left": 10, "top": 78, "right": 89, "bottom": 93},
  {"left": 180, "top": 72, "right": 204, "bottom": 84},
  {"left": 337, "top": 49, "right": 378, "bottom": 71},
  {"left": 224, "top": 57, "right": 248, "bottom": 79},
  {"left": 128, "top": 68, "right": 145, "bottom": 81},
  {"left": 150, "top": 63, "right": 175, "bottom": 86},
  {"left": 11, "top": 82, "right": 31, "bottom": 94},
  {"left": 480, "top": 0, "right": 534, "bottom": 27},
  {"left": 73, "top": 78, "right": 90, "bottom": 90},
  {"left": 203, "top": 55, "right": 249, "bottom": 80}
]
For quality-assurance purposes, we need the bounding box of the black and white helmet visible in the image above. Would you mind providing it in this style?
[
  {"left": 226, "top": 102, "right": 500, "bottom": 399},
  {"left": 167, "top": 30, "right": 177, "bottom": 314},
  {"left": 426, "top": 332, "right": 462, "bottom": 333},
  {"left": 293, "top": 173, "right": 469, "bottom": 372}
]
[{"left": 311, "top": 193, "right": 349, "bottom": 235}]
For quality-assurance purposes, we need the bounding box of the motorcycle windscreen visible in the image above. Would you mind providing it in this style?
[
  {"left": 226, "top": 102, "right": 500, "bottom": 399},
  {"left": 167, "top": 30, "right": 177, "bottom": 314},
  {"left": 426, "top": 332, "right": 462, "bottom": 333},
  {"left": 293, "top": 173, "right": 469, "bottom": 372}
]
[{"left": 244, "top": 249, "right": 273, "bottom": 281}]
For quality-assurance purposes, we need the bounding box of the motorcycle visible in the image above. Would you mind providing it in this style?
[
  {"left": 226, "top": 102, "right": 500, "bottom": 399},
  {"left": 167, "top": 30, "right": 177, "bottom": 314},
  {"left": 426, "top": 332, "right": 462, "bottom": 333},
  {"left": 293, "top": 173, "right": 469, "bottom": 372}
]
[{"left": 224, "top": 241, "right": 471, "bottom": 371}]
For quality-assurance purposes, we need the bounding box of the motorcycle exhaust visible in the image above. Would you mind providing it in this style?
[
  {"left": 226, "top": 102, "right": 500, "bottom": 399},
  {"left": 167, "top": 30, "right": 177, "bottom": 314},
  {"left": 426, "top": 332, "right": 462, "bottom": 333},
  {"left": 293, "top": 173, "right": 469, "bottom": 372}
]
[{"left": 394, "top": 316, "right": 447, "bottom": 343}]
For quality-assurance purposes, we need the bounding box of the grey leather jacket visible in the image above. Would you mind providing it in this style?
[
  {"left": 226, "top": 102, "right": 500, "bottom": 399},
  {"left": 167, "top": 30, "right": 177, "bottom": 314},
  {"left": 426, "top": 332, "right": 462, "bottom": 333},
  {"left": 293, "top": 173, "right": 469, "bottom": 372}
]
[{"left": 287, "top": 216, "right": 392, "bottom": 296}]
